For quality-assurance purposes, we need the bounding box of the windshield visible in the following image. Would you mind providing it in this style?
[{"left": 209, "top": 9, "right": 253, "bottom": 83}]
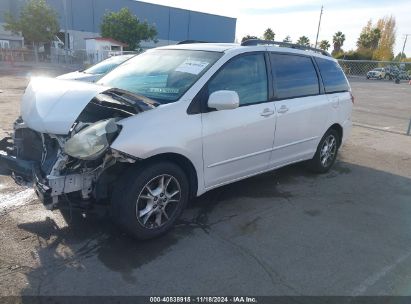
[
  {"left": 98, "top": 49, "right": 222, "bottom": 104},
  {"left": 85, "top": 55, "right": 134, "bottom": 75}
]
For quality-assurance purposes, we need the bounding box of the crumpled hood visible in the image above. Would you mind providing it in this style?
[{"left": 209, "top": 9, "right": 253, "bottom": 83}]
[{"left": 21, "top": 77, "right": 110, "bottom": 135}]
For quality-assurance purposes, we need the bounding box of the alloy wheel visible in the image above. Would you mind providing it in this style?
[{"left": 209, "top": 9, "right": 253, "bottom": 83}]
[
  {"left": 136, "top": 174, "right": 181, "bottom": 229},
  {"left": 320, "top": 134, "right": 337, "bottom": 168}
]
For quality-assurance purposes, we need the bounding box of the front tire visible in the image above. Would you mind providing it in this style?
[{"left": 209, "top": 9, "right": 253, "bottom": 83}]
[
  {"left": 308, "top": 129, "right": 340, "bottom": 174},
  {"left": 111, "top": 161, "right": 189, "bottom": 239}
]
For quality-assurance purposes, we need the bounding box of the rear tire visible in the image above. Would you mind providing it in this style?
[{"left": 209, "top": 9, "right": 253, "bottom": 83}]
[
  {"left": 111, "top": 161, "right": 189, "bottom": 240},
  {"left": 308, "top": 129, "right": 340, "bottom": 174}
]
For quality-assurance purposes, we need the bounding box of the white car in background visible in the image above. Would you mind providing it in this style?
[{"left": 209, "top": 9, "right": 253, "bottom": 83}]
[
  {"left": 56, "top": 54, "right": 135, "bottom": 82},
  {"left": 366, "top": 68, "right": 386, "bottom": 79},
  {"left": 0, "top": 40, "right": 353, "bottom": 239}
]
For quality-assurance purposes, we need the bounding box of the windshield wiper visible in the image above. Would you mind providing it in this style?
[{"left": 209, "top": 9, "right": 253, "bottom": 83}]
[{"left": 103, "top": 88, "right": 160, "bottom": 111}]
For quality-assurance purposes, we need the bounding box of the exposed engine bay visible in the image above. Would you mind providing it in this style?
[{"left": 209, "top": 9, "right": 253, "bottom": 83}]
[{"left": 0, "top": 87, "right": 157, "bottom": 210}]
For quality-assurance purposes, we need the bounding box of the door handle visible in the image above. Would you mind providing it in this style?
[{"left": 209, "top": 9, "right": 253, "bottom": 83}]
[
  {"left": 260, "top": 108, "right": 275, "bottom": 117},
  {"left": 277, "top": 105, "right": 289, "bottom": 114}
]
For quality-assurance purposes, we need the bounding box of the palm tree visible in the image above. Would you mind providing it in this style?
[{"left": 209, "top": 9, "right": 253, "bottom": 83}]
[
  {"left": 319, "top": 40, "right": 331, "bottom": 51},
  {"left": 296, "top": 36, "right": 310, "bottom": 46},
  {"left": 332, "top": 31, "right": 346, "bottom": 54},
  {"left": 283, "top": 35, "right": 292, "bottom": 43}
]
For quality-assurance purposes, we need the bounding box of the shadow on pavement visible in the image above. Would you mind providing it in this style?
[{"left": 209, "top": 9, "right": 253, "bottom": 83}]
[{"left": 15, "top": 160, "right": 411, "bottom": 296}]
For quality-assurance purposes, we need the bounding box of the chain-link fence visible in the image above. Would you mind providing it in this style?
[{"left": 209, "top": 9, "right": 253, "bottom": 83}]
[
  {"left": 49, "top": 48, "right": 140, "bottom": 66},
  {"left": 3, "top": 48, "right": 410, "bottom": 78},
  {"left": 339, "top": 59, "right": 411, "bottom": 136},
  {"left": 0, "top": 47, "right": 140, "bottom": 69},
  {"left": 338, "top": 59, "right": 411, "bottom": 80}
]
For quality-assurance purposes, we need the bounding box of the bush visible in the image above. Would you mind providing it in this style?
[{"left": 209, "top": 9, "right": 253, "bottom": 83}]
[{"left": 335, "top": 49, "right": 374, "bottom": 60}]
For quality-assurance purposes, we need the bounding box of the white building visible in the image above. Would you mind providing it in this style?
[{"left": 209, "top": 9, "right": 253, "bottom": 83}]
[
  {"left": 85, "top": 37, "right": 127, "bottom": 62},
  {"left": 0, "top": 24, "right": 24, "bottom": 49}
]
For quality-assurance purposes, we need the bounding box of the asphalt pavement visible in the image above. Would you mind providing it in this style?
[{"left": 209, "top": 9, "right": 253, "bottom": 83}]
[{"left": 0, "top": 74, "right": 411, "bottom": 297}]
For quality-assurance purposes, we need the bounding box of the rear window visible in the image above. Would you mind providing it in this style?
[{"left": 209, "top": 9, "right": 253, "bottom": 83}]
[
  {"left": 315, "top": 57, "right": 349, "bottom": 93},
  {"left": 270, "top": 53, "right": 320, "bottom": 99}
]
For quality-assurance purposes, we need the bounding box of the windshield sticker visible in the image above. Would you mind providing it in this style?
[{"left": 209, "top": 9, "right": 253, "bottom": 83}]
[
  {"left": 148, "top": 87, "right": 179, "bottom": 94},
  {"left": 175, "top": 59, "right": 210, "bottom": 75}
]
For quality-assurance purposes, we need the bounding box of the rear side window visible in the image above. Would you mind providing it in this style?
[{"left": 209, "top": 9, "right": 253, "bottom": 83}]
[
  {"left": 208, "top": 53, "right": 268, "bottom": 106},
  {"left": 315, "top": 57, "right": 349, "bottom": 93},
  {"left": 270, "top": 53, "right": 320, "bottom": 99}
]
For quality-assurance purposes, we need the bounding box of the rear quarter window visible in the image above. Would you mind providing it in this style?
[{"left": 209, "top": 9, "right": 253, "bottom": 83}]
[
  {"left": 270, "top": 53, "right": 320, "bottom": 99},
  {"left": 315, "top": 57, "right": 349, "bottom": 93}
]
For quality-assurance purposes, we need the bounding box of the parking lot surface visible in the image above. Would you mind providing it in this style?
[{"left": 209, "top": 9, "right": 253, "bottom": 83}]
[
  {"left": 350, "top": 78, "right": 411, "bottom": 134},
  {"left": 0, "top": 72, "right": 411, "bottom": 296}
]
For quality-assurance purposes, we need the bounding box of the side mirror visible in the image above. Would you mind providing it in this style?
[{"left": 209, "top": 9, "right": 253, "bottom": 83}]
[{"left": 208, "top": 90, "right": 240, "bottom": 111}]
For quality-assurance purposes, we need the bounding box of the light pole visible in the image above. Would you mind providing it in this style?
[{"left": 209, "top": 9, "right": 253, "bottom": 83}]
[
  {"left": 314, "top": 5, "right": 323, "bottom": 49},
  {"left": 63, "top": 0, "right": 69, "bottom": 64}
]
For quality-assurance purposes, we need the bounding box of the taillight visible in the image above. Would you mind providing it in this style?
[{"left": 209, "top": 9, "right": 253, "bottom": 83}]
[{"left": 350, "top": 92, "right": 355, "bottom": 104}]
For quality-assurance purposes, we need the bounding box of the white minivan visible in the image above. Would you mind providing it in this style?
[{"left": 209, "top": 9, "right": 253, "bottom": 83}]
[{"left": 0, "top": 40, "right": 353, "bottom": 239}]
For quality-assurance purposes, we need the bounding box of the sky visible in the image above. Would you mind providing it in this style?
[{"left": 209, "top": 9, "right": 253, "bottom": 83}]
[{"left": 143, "top": 0, "right": 411, "bottom": 56}]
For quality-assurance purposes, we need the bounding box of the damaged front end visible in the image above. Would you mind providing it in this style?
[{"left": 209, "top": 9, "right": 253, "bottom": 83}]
[{"left": 0, "top": 78, "right": 155, "bottom": 210}]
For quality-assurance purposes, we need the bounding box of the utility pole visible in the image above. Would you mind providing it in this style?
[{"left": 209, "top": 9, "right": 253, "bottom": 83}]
[
  {"left": 401, "top": 34, "right": 409, "bottom": 61},
  {"left": 63, "top": 0, "right": 69, "bottom": 64},
  {"left": 314, "top": 5, "right": 323, "bottom": 48}
]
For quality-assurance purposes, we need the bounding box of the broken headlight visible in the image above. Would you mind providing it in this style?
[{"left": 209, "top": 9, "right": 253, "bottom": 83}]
[{"left": 64, "top": 119, "right": 119, "bottom": 160}]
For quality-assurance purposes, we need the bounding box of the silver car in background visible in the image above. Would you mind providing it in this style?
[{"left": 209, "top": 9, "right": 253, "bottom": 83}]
[
  {"left": 366, "top": 68, "right": 386, "bottom": 79},
  {"left": 56, "top": 54, "right": 135, "bottom": 82}
]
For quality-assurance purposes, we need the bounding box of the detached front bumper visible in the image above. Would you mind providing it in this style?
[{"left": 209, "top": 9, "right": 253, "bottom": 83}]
[
  {"left": 0, "top": 136, "right": 96, "bottom": 209},
  {"left": 0, "top": 137, "right": 36, "bottom": 181},
  {"left": 0, "top": 136, "right": 55, "bottom": 207}
]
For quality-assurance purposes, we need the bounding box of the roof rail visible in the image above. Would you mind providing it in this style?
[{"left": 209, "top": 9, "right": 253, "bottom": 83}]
[
  {"left": 177, "top": 40, "right": 209, "bottom": 45},
  {"left": 241, "top": 39, "right": 331, "bottom": 57}
]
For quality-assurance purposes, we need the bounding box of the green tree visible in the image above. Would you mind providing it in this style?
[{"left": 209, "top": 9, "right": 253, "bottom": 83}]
[
  {"left": 4, "top": 0, "right": 59, "bottom": 62},
  {"left": 357, "top": 20, "right": 381, "bottom": 50},
  {"left": 319, "top": 40, "right": 331, "bottom": 51},
  {"left": 332, "top": 31, "right": 346, "bottom": 55},
  {"left": 282, "top": 35, "right": 292, "bottom": 43},
  {"left": 101, "top": 8, "right": 157, "bottom": 51},
  {"left": 263, "top": 28, "right": 275, "bottom": 41},
  {"left": 296, "top": 36, "right": 310, "bottom": 46},
  {"left": 241, "top": 35, "right": 258, "bottom": 43},
  {"left": 394, "top": 52, "right": 406, "bottom": 61},
  {"left": 357, "top": 29, "right": 381, "bottom": 49}
]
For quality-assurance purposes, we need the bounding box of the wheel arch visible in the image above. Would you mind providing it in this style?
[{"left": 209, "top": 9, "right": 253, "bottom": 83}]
[
  {"left": 140, "top": 153, "right": 199, "bottom": 199},
  {"left": 328, "top": 123, "right": 343, "bottom": 147}
]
